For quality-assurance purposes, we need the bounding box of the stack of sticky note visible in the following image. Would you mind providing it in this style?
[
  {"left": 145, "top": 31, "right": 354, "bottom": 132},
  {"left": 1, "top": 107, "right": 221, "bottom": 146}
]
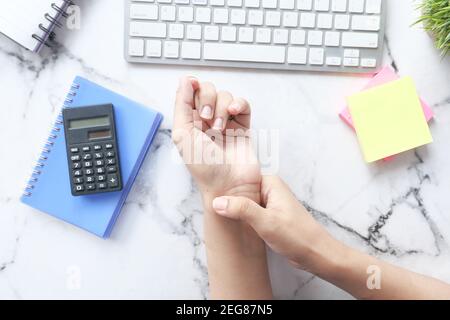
[{"left": 340, "top": 66, "right": 433, "bottom": 163}]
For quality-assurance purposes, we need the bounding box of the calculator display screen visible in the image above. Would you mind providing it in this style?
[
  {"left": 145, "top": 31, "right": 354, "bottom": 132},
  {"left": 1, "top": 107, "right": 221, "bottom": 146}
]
[
  {"left": 88, "top": 130, "right": 112, "bottom": 140},
  {"left": 69, "top": 116, "right": 110, "bottom": 129}
]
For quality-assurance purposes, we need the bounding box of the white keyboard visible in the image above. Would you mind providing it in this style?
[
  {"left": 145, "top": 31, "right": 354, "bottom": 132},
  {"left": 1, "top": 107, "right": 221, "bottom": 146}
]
[{"left": 125, "top": 0, "right": 386, "bottom": 73}]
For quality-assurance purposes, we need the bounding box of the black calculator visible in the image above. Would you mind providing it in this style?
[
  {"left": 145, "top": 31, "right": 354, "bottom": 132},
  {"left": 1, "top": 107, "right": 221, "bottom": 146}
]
[{"left": 63, "top": 104, "right": 123, "bottom": 196}]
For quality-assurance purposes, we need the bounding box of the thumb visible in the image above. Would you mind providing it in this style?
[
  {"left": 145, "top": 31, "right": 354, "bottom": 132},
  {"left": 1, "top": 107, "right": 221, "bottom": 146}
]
[
  {"left": 212, "top": 196, "right": 266, "bottom": 226},
  {"left": 173, "top": 76, "right": 199, "bottom": 132}
]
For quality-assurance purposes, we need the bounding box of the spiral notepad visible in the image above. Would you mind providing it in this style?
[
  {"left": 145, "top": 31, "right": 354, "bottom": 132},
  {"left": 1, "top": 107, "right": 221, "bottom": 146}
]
[
  {"left": 0, "top": 0, "right": 72, "bottom": 53},
  {"left": 21, "top": 76, "right": 163, "bottom": 237}
]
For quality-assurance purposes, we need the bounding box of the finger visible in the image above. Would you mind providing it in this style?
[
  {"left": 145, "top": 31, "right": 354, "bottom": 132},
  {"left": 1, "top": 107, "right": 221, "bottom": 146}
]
[
  {"left": 227, "top": 97, "right": 251, "bottom": 129},
  {"left": 212, "top": 196, "right": 267, "bottom": 230},
  {"left": 212, "top": 91, "right": 233, "bottom": 131},
  {"left": 195, "top": 82, "right": 217, "bottom": 121},
  {"left": 174, "top": 76, "right": 197, "bottom": 131}
]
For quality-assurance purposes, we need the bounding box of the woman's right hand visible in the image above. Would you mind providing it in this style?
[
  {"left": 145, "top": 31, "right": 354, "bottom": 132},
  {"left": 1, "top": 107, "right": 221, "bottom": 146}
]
[{"left": 211, "top": 176, "right": 341, "bottom": 271}]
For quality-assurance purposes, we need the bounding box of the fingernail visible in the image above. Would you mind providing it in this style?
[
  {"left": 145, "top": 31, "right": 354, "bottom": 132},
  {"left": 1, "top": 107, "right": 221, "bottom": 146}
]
[
  {"left": 201, "top": 105, "right": 212, "bottom": 119},
  {"left": 213, "top": 117, "right": 224, "bottom": 130},
  {"left": 213, "top": 197, "right": 229, "bottom": 213}
]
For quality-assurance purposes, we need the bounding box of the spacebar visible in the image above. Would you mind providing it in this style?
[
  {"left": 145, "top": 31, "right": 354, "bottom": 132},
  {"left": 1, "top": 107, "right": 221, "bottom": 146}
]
[{"left": 203, "top": 43, "right": 286, "bottom": 64}]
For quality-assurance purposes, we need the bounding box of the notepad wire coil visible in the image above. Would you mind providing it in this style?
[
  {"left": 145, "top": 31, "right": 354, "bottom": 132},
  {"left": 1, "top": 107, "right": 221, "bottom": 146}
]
[
  {"left": 23, "top": 82, "right": 80, "bottom": 197},
  {"left": 31, "top": 0, "right": 73, "bottom": 52}
]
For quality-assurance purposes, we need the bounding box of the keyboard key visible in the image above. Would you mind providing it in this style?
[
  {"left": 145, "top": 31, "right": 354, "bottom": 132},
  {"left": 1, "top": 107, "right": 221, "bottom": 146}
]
[
  {"left": 221, "top": 26, "right": 237, "bottom": 41},
  {"left": 84, "top": 161, "right": 93, "bottom": 168},
  {"left": 262, "top": 0, "right": 277, "bottom": 8},
  {"left": 169, "top": 24, "right": 184, "bottom": 39},
  {"left": 266, "top": 11, "right": 281, "bottom": 26},
  {"left": 228, "top": 0, "right": 243, "bottom": 6},
  {"left": 343, "top": 57, "right": 359, "bottom": 66},
  {"left": 73, "top": 170, "right": 82, "bottom": 177},
  {"left": 308, "top": 30, "right": 323, "bottom": 45},
  {"left": 342, "top": 32, "right": 378, "bottom": 48},
  {"left": 130, "top": 4, "right": 158, "bottom": 20},
  {"left": 181, "top": 42, "right": 202, "bottom": 59},
  {"left": 361, "top": 58, "right": 377, "bottom": 67},
  {"left": 349, "top": 0, "right": 364, "bottom": 12},
  {"left": 324, "top": 31, "right": 340, "bottom": 46},
  {"left": 71, "top": 155, "right": 81, "bottom": 161},
  {"left": 98, "top": 175, "right": 106, "bottom": 182},
  {"left": 83, "top": 154, "right": 92, "bottom": 160},
  {"left": 309, "top": 48, "right": 324, "bottom": 65},
  {"left": 86, "top": 184, "right": 96, "bottom": 191},
  {"left": 73, "top": 162, "right": 81, "bottom": 169},
  {"left": 70, "top": 147, "right": 79, "bottom": 153},
  {"left": 287, "top": 47, "right": 307, "bottom": 64},
  {"left": 75, "top": 185, "right": 84, "bottom": 192},
  {"left": 85, "top": 169, "right": 94, "bottom": 175},
  {"left": 298, "top": 0, "right": 313, "bottom": 10},
  {"left": 106, "top": 158, "right": 117, "bottom": 166},
  {"left": 211, "top": 0, "right": 225, "bottom": 5},
  {"left": 95, "top": 160, "right": 104, "bottom": 167},
  {"left": 98, "top": 183, "right": 107, "bottom": 190},
  {"left": 161, "top": 6, "right": 176, "bottom": 21},
  {"left": 366, "top": 0, "right": 382, "bottom": 14},
  {"left": 326, "top": 56, "right": 342, "bottom": 66},
  {"left": 130, "top": 22, "right": 167, "bottom": 38},
  {"left": 256, "top": 28, "right": 271, "bottom": 43},
  {"left": 105, "top": 144, "right": 113, "bottom": 149},
  {"left": 213, "top": 8, "right": 229, "bottom": 24},
  {"left": 314, "top": 0, "right": 330, "bottom": 11},
  {"left": 248, "top": 10, "right": 264, "bottom": 25},
  {"left": 352, "top": 15, "right": 381, "bottom": 31},
  {"left": 204, "top": 43, "right": 286, "bottom": 63},
  {"left": 245, "top": 0, "right": 260, "bottom": 7},
  {"left": 74, "top": 177, "right": 84, "bottom": 184},
  {"left": 344, "top": 48, "right": 359, "bottom": 57},
  {"left": 106, "top": 151, "right": 115, "bottom": 158},
  {"left": 231, "top": 9, "right": 246, "bottom": 25},
  {"left": 146, "top": 40, "right": 162, "bottom": 57},
  {"left": 97, "top": 168, "right": 106, "bottom": 174},
  {"left": 82, "top": 146, "right": 90, "bottom": 152},
  {"left": 179, "top": 6, "right": 194, "bottom": 22},
  {"left": 280, "top": 0, "right": 295, "bottom": 9},
  {"left": 107, "top": 166, "right": 117, "bottom": 173},
  {"left": 300, "top": 13, "right": 316, "bottom": 28},
  {"left": 196, "top": 8, "right": 212, "bottom": 23},
  {"left": 128, "top": 39, "right": 145, "bottom": 56},
  {"left": 334, "top": 14, "right": 350, "bottom": 30},
  {"left": 94, "top": 152, "right": 103, "bottom": 159},
  {"left": 332, "top": 0, "right": 347, "bottom": 12},
  {"left": 187, "top": 25, "right": 202, "bottom": 40},
  {"left": 204, "top": 26, "right": 220, "bottom": 41},
  {"left": 164, "top": 41, "right": 179, "bottom": 58},
  {"left": 86, "top": 176, "right": 95, "bottom": 183},
  {"left": 273, "top": 29, "right": 289, "bottom": 44},
  {"left": 317, "top": 14, "right": 332, "bottom": 29},
  {"left": 283, "top": 12, "right": 299, "bottom": 27},
  {"left": 290, "top": 30, "right": 306, "bottom": 44},
  {"left": 239, "top": 27, "right": 254, "bottom": 42}
]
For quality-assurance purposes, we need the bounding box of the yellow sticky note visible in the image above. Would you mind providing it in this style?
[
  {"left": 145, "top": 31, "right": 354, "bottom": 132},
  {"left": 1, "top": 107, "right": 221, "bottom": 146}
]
[{"left": 348, "top": 77, "right": 433, "bottom": 163}]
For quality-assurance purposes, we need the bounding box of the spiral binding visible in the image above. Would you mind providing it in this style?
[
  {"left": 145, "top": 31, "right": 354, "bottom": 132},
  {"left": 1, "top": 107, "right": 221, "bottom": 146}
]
[
  {"left": 31, "top": 0, "right": 73, "bottom": 52},
  {"left": 23, "top": 81, "right": 80, "bottom": 197}
]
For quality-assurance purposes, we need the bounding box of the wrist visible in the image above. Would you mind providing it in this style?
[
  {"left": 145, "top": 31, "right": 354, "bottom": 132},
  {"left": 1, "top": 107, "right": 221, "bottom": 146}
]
[{"left": 200, "top": 184, "right": 262, "bottom": 210}]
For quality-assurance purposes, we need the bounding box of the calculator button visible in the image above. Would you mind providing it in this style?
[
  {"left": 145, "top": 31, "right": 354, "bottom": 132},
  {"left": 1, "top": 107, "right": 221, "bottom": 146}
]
[
  {"left": 94, "top": 145, "right": 102, "bottom": 151},
  {"left": 106, "top": 151, "right": 115, "bottom": 158},
  {"left": 85, "top": 169, "right": 94, "bottom": 175},
  {"left": 106, "top": 158, "right": 116, "bottom": 166},
  {"left": 107, "top": 166, "right": 117, "bottom": 173},
  {"left": 75, "top": 185, "right": 85, "bottom": 192},
  {"left": 98, "top": 175, "right": 106, "bottom": 182},
  {"left": 86, "top": 176, "right": 95, "bottom": 183},
  {"left": 70, "top": 155, "right": 81, "bottom": 161},
  {"left": 96, "top": 167, "right": 105, "bottom": 174},
  {"left": 83, "top": 154, "right": 92, "bottom": 160},
  {"left": 74, "top": 177, "right": 84, "bottom": 184},
  {"left": 94, "top": 153, "right": 103, "bottom": 159},
  {"left": 73, "top": 170, "right": 82, "bottom": 176},
  {"left": 108, "top": 174, "right": 119, "bottom": 188},
  {"left": 98, "top": 183, "right": 107, "bottom": 189},
  {"left": 105, "top": 144, "right": 113, "bottom": 149},
  {"left": 84, "top": 161, "right": 93, "bottom": 168},
  {"left": 95, "top": 160, "right": 104, "bottom": 167},
  {"left": 70, "top": 147, "right": 79, "bottom": 153},
  {"left": 86, "top": 184, "right": 96, "bottom": 191},
  {"left": 82, "top": 146, "right": 90, "bottom": 152},
  {"left": 73, "top": 162, "right": 82, "bottom": 169}
]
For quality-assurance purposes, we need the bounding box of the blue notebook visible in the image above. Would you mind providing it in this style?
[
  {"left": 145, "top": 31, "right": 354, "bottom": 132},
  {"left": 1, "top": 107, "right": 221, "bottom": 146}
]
[{"left": 21, "top": 76, "right": 163, "bottom": 238}]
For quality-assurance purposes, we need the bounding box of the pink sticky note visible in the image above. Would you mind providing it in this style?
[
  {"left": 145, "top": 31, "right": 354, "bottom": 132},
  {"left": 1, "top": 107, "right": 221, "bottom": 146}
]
[{"left": 339, "top": 66, "right": 433, "bottom": 161}]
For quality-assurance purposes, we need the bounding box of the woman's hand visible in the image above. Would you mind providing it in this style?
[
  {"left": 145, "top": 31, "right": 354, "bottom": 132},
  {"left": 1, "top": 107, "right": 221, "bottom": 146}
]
[
  {"left": 173, "top": 77, "right": 272, "bottom": 299},
  {"left": 173, "top": 76, "right": 261, "bottom": 203},
  {"left": 212, "top": 175, "right": 338, "bottom": 271}
]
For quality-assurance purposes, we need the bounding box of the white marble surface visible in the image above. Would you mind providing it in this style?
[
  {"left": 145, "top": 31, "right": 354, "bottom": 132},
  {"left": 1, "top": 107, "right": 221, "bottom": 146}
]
[{"left": 1, "top": 0, "right": 449, "bottom": 299}]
